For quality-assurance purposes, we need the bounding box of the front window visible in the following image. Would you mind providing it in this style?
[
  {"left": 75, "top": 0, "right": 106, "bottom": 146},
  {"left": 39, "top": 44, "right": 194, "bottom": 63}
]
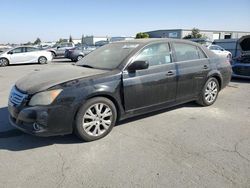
[
  {"left": 10, "top": 47, "right": 23, "bottom": 54},
  {"left": 134, "top": 43, "right": 172, "bottom": 67},
  {"left": 76, "top": 43, "right": 139, "bottom": 70}
]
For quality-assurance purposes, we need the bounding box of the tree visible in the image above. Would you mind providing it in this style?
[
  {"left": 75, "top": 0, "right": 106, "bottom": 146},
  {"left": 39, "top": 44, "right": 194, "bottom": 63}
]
[
  {"left": 136, "top": 32, "right": 149, "bottom": 39},
  {"left": 69, "top": 35, "right": 73, "bottom": 43},
  {"left": 57, "top": 38, "right": 68, "bottom": 44},
  {"left": 183, "top": 28, "right": 204, "bottom": 39},
  {"left": 34, "top": 38, "right": 41, "bottom": 45}
]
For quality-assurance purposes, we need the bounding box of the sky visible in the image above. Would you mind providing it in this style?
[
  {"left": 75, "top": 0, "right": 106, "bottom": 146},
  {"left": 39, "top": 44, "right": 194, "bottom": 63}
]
[{"left": 0, "top": 0, "right": 250, "bottom": 44}]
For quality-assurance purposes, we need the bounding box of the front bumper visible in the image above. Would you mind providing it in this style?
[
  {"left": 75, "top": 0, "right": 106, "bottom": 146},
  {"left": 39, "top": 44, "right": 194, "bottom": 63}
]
[
  {"left": 232, "top": 62, "right": 250, "bottom": 79},
  {"left": 8, "top": 103, "right": 74, "bottom": 137}
]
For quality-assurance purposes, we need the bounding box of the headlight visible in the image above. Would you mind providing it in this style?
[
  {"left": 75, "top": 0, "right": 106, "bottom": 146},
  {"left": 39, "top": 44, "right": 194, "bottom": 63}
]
[{"left": 29, "top": 89, "right": 62, "bottom": 106}]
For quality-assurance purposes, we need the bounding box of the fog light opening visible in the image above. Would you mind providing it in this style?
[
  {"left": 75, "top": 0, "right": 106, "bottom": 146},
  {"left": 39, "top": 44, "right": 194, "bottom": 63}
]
[{"left": 33, "top": 123, "right": 41, "bottom": 131}]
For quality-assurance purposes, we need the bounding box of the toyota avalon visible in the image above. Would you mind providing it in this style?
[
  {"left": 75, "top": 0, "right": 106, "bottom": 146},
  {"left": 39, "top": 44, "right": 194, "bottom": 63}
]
[{"left": 8, "top": 39, "right": 232, "bottom": 141}]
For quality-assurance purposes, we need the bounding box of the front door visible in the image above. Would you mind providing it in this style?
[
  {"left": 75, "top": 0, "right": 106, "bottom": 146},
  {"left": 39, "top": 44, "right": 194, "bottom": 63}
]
[
  {"left": 8, "top": 47, "right": 27, "bottom": 64},
  {"left": 122, "top": 42, "right": 177, "bottom": 111}
]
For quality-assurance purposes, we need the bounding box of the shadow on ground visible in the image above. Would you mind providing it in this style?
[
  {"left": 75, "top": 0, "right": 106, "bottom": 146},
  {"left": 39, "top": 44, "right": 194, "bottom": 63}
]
[
  {"left": 0, "top": 102, "right": 199, "bottom": 151},
  {"left": 231, "top": 77, "right": 250, "bottom": 83}
]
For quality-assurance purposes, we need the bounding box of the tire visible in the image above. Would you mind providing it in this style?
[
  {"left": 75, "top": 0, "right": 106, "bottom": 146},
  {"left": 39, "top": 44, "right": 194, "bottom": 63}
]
[
  {"left": 75, "top": 97, "right": 117, "bottom": 142},
  {"left": 76, "top": 55, "right": 84, "bottom": 61},
  {"left": 196, "top": 77, "right": 219, "bottom": 106},
  {"left": 0, "top": 58, "right": 9, "bottom": 67},
  {"left": 38, "top": 56, "right": 47, "bottom": 64}
]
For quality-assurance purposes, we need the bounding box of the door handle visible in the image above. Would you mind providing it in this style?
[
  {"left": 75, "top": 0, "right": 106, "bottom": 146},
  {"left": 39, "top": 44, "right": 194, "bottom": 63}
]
[
  {"left": 203, "top": 65, "right": 208, "bottom": 70},
  {"left": 166, "top": 70, "right": 175, "bottom": 76}
]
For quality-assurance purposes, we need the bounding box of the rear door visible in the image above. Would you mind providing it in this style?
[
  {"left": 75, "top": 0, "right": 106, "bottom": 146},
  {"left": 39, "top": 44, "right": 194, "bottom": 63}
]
[
  {"left": 122, "top": 42, "right": 177, "bottom": 111},
  {"left": 24, "top": 47, "right": 39, "bottom": 63},
  {"left": 172, "top": 42, "right": 210, "bottom": 100}
]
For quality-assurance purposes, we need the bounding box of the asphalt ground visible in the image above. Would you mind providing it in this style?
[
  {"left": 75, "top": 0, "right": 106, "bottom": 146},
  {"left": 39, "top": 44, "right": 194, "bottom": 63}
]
[{"left": 0, "top": 59, "right": 250, "bottom": 188}]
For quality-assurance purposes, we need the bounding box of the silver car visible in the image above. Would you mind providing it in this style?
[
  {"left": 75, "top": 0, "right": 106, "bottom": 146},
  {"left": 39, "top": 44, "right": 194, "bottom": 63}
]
[{"left": 0, "top": 46, "right": 53, "bottom": 67}]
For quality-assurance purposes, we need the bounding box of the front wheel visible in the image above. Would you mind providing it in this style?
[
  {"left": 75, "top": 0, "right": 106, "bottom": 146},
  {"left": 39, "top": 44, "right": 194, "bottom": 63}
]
[
  {"left": 196, "top": 77, "right": 219, "bottom": 106},
  {"left": 0, "top": 58, "right": 9, "bottom": 67},
  {"left": 75, "top": 97, "right": 117, "bottom": 142}
]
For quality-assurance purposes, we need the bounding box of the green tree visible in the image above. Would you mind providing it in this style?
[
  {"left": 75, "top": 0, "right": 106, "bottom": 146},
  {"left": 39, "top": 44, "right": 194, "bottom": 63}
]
[
  {"left": 34, "top": 38, "right": 41, "bottom": 45},
  {"left": 69, "top": 35, "right": 73, "bottom": 43},
  {"left": 57, "top": 38, "right": 68, "bottom": 44},
  {"left": 183, "top": 28, "right": 205, "bottom": 39},
  {"left": 135, "top": 32, "right": 149, "bottom": 39}
]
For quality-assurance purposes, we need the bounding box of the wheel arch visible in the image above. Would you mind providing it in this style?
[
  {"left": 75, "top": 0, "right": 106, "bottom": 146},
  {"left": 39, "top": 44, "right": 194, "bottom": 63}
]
[
  {"left": 207, "top": 71, "right": 222, "bottom": 90},
  {"left": 73, "top": 92, "right": 123, "bottom": 127},
  {"left": 86, "top": 93, "right": 122, "bottom": 121}
]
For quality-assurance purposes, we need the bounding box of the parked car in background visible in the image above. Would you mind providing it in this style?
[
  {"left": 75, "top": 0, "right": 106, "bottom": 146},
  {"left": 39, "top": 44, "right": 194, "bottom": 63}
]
[
  {"left": 213, "top": 35, "right": 250, "bottom": 78},
  {"left": 0, "top": 46, "right": 52, "bottom": 66},
  {"left": 65, "top": 46, "right": 96, "bottom": 62},
  {"left": 47, "top": 42, "right": 75, "bottom": 58},
  {"left": 8, "top": 39, "right": 232, "bottom": 141},
  {"left": 207, "top": 45, "right": 232, "bottom": 59}
]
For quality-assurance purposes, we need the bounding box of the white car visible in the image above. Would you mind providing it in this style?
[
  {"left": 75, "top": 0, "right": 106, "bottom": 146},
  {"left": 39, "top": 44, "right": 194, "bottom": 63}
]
[
  {"left": 207, "top": 45, "right": 232, "bottom": 59},
  {"left": 0, "top": 46, "right": 53, "bottom": 67}
]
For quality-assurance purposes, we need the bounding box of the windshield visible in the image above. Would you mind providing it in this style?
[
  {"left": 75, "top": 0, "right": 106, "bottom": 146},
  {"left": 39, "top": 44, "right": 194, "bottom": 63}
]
[{"left": 76, "top": 43, "right": 139, "bottom": 70}]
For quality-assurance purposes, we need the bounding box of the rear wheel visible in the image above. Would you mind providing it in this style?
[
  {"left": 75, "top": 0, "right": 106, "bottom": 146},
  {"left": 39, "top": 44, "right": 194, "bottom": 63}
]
[
  {"left": 75, "top": 97, "right": 117, "bottom": 142},
  {"left": 0, "top": 58, "right": 9, "bottom": 67},
  {"left": 38, "top": 56, "right": 47, "bottom": 64},
  {"left": 196, "top": 77, "right": 219, "bottom": 106}
]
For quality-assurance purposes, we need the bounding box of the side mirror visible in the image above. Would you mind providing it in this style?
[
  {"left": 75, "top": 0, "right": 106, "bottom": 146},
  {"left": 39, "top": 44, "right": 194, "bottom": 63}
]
[
  {"left": 7, "top": 51, "right": 13, "bottom": 55},
  {"left": 127, "top": 60, "right": 149, "bottom": 72}
]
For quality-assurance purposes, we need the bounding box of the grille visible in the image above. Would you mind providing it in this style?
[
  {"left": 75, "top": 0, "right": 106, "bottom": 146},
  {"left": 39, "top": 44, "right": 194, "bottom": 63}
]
[
  {"left": 9, "top": 86, "right": 28, "bottom": 106},
  {"left": 233, "top": 66, "right": 250, "bottom": 76}
]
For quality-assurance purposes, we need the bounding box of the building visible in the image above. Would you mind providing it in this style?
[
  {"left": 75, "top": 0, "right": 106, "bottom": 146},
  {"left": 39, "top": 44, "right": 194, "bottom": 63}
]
[
  {"left": 110, "top": 36, "right": 135, "bottom": 42},
  {"left": 145, "top": 29, "right": 250, "bottom": 41},
  {"left": 72, "top": 36, "right": 135, "bottom": 46}
]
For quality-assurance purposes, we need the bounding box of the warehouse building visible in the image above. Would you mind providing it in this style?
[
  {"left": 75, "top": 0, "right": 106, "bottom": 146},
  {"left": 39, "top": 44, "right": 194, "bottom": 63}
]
[{"left": 145, "top": 29, "right": 250, "bottom": 41}]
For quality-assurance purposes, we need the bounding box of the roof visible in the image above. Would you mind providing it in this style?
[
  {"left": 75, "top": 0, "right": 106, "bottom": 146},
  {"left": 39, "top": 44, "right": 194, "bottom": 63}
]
[{"left": 114, "top": 38, "right": 199, "bottom": 46}]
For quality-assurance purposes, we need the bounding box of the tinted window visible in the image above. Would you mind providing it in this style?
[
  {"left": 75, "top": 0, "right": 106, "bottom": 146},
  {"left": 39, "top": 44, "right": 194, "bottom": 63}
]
[
  {"left": 134, "top": 43, "right": 171, "bottom": 66},
  {"left": 173, "top": 43, "right": 200, "bottom": 61},
  {"left": 10, "top": 47, "right": 23, "bottom": 54},
  {"left": 26, "top": 47, "right": 38, "bottom": 52}
]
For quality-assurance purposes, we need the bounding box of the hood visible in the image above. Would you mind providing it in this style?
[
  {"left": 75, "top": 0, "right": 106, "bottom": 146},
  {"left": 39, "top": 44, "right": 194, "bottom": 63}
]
[
  {"left": 239, "top": 35, "right": 250, "bottom": 52},
  {"left": 16, "top": 64, "right": 108, "bottom": 94}
]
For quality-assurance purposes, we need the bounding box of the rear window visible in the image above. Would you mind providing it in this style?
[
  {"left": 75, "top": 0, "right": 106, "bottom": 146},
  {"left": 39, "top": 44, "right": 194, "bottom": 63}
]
[{"left": 173, "top": 43, "right": 200, "bottom": 61}]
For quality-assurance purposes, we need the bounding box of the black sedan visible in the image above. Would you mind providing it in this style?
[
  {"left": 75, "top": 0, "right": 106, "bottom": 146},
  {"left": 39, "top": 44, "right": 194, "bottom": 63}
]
[{"left": 8, "top": 39, "right": 232, "bottom": 141}]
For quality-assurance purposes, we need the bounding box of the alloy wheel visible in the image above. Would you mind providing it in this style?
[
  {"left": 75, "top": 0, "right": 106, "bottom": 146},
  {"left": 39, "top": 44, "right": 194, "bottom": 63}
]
[
  {"left": 0, "top": 58, "right": 8, "bottom": 66},
  {"left": 204, "top": 80, "right": 218, "bottom": 103},
  {"left": 77, "top": 55, "right": 83, "bottom": 61},
  {"left": 82, "top": 103, "right": 113, "bottom": 137},
  {"left": 39, "top": 57, "right": 47, "bottom": 64}
]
